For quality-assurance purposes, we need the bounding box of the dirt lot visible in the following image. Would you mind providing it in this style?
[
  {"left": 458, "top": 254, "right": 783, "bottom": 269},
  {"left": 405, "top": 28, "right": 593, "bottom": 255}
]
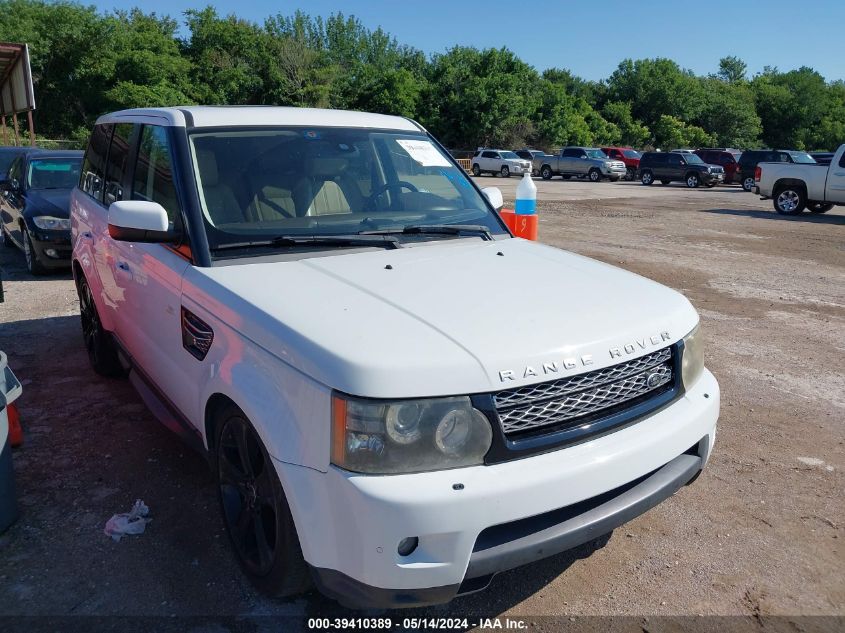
[{"left": 0, "top": 179, "right": 843, "bottom": 628}]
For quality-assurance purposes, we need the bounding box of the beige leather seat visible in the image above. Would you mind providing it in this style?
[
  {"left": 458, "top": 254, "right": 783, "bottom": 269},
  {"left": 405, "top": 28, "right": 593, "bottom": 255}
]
[
  {"left": 296, "top": 157, "right": 354, "bottom": 217},
  {"left": 250, "top": 185, "right": 296, "bottom": 221},
  {"left": 196, "top": 150, "right": 244, "bottom": 225}
]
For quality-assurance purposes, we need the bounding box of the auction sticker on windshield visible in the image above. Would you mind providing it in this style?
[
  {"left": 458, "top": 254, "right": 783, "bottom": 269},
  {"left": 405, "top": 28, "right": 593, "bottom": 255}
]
[{"left": 396, "top": 138, "right": 452, "bottom": 167}]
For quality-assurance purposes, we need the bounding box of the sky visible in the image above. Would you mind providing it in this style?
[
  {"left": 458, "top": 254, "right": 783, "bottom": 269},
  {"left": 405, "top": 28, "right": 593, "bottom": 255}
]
[{"left": 91, "top": 0, "right": 845, "bottom": 82}]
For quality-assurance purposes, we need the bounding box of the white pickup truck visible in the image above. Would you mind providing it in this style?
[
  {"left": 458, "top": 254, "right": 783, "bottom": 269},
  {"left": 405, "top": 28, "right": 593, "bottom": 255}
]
[
  {"left": 756, "top": 143, "right": 845, "bottom": 215},
  {"left": 70, "top": 106, "right": 719, "bottom": 608}
]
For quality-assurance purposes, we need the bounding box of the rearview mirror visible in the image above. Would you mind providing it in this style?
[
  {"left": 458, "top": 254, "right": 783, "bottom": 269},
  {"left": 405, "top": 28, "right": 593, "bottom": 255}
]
[
  {"left": 108, "top": 200, "right": 175, "bottom": 243},
  {"left": 481, "top": 187, "right": 503, "bottom": 210}
]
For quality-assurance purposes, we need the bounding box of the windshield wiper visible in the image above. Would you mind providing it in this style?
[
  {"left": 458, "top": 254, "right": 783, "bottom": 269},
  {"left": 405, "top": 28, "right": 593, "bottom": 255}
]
[
  {"left": 212, "top": 234, "right": 402, "bottom": 251},
  {"left": 359, "top": 224, "right": 493, "bottom": 241}
]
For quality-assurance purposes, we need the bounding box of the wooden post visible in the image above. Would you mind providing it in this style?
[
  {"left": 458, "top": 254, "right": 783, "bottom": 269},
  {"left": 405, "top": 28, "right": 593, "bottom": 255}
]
[
  {"left": 11, "top": 112, "right": 19, "bottom": 146},
  {"left": 7, "top": 70, "right": 20, "bottom": 146},
  {"left": 1, "top": 116, "right": 7, "bottom": 145},
  {"left": 26, "top": 110, "right": 34, "bottom": 147}
]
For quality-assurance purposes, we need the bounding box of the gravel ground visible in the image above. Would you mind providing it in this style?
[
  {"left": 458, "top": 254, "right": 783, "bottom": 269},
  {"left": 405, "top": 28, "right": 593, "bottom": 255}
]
[{"left": 0, "top": 179, "right": 842, "bottom": 630}]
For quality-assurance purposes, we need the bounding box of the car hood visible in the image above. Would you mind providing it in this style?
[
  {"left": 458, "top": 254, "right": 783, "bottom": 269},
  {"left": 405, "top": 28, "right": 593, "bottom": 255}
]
[
  {"left": 187, "top": 238, "right": 698, "bottom": 398},
  {"left": 24, "top": 189, "right": 71, "bottom": 218}
]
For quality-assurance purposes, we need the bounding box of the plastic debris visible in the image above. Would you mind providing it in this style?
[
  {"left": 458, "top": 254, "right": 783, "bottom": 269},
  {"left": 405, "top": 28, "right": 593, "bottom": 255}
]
[{"left": 104, "top": 499, "right": 151, "bottom": 542}]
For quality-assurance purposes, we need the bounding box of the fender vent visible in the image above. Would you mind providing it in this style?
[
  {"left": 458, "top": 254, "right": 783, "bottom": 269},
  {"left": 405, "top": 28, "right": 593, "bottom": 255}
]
[{"left": 181, "top": 307, "right": 213, "bottom": 360}]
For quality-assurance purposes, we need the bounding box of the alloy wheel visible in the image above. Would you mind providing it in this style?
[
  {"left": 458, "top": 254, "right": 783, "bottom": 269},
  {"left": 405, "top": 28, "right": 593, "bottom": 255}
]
[
  {"left": 776, "top": 190, "right": 800, "bottom": 213},
  {"left": 218, "top": 418, "right": 279, "bottom": 576}
]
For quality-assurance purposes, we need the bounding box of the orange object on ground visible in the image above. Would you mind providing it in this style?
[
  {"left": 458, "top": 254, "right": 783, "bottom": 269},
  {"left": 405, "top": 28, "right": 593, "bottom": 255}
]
[
  {"left": 7, "top": 403, "right": 22, "bottom": 448},
  {"left": 498, "top": 208, "right": 516, "bottom": 232},
  {"left": 512, "top": 213, "right": 538, "bottom": 241}
]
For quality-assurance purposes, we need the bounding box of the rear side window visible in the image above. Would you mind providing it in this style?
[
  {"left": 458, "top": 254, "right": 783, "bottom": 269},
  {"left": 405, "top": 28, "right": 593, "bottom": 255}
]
[
  {"left": 132, "top": 125, "right": 182, "bottom": 227},
  {"left": 840, "top": 152, "right": 845, "bottom": 168},
  {"left": 562, "top": 148, "right": 581, "bottom": 157},
  {"left": 80, "top": 124, "right": 112, "bottom": 202},
  {"left": 482, "top": 151, "right": 496, "bottom": 159},
  {"left": 104, "top": 123, "right": 135, "bottom": 206}
]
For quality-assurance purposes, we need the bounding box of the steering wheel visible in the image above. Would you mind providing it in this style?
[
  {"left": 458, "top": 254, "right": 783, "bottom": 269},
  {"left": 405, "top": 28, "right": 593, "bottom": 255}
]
[{"left": 368, "top": 180, "right": 419, "bottom": 204}]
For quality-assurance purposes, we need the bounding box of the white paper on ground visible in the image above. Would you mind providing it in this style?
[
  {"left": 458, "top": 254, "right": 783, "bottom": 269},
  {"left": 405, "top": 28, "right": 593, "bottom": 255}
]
[
  {"left": 104, "top": 499, "right": 151, "bottom": 542},
  {"left": 396, "top": 139, "right": 452, "bottom": 167}
]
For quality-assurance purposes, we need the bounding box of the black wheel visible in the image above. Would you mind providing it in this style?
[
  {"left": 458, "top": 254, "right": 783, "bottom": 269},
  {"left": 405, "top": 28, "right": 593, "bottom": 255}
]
[
  {"left": 640, "top": 170, "right": 654, "bottom": 185},
  {"left": 500, "top": 165, "right": 510, "bottom": 178},
  {"left": 22, "top": 226, "right": 47, "bottom": 275},
  {"left": 588, "top": 168, "right": 601, "bottom": 182},
  {"left": 77, "top": 274, "right": 125, "bottom": 376},
  {"left": 625, "top": 168, "right": 635, "bottom": 181},
  {"left": 773, "top": 186, "right": 806, "bottom": 215},
  {"left": 540, "top": 165, "right": 553, "bottom": 180},
  {"left": 686, "top": 173, "right": 701, "bottom": 188},
  {"left": 742, "top": 176, "right": 755, "bottom": 192},
  {"left": 471, "top": 164, "right": 481, "bottom": 177},
  {"left": 807, "top": 202, "right": 833, "bottom": 214},
  {"left": 216, "top": 408, "right": 311, "bottom": 597}
]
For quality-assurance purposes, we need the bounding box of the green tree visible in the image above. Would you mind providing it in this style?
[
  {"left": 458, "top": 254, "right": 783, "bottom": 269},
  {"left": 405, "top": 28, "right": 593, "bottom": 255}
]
[
  {"left": 696, "top": 78, "right": 761, "bottom": 147},
  {"left": 652, "top": 115, "right": 714, "bottom": 149},
  {"left": 601, "top": 101, "right": 650, "bottom": 147},
  {"left": 717, "top": 56, "right": 747, "bottom": 83}
]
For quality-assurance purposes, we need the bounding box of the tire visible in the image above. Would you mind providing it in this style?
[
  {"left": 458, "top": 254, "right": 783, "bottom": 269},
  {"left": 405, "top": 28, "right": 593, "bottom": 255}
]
[
  {"left": 640, "top": 170, "right": 654, "bottom": 185},
  {"left": 807, "top": 202, "right": 833, "bottom": 214},
  {"left": 471, "top": 164, "right": 481, "bottom": 177},
  {"left": 625, "top": 168, "right": 635, "bottom": 181},
  {"left": 22, "top": 226, "right": 47, "bottom": 275},
  {"left": 540, "top": 165, "right": 553, "bottom": 180},
  {"left": 215, "top": 407, "right": 311, "bottom": 598},
  {"left": 588, "top": 168, "right": 601, "bottom": 183},
  {"left": 76, "top": 274, "right": 125, "bottom": 377},
  {"left": 686, "top": 173, "right": 701, "bottom": 188},
  {"left": 773, "top": 186, "right": 806, "bottom": 215},
  {"left": 742, "top": 176, "right": 755, "bottom": 192},
  {"left": 500, "top": 165, "right": 510, "bottom": 178}
]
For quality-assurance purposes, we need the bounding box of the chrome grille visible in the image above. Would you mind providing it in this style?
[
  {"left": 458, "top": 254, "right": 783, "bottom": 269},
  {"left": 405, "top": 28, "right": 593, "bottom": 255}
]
[{"left": 494, "top": 347, "right": 674, "bottom": 436}]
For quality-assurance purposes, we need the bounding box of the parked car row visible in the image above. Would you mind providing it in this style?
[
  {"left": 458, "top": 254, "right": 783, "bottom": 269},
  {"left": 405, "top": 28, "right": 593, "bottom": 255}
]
[
  {"left": 470, "top": 145, "right": 829, "bottom": 193},
  {"left": 0, "top": 146, "right": 83, "bottom": 274}
]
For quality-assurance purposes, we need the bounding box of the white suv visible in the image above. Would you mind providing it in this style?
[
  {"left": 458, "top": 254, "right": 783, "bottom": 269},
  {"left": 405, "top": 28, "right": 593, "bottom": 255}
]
[
  {"left": 71, "top": 107, "right": 719, "bottom": 608},
  {"left": 471, "top": 149, "right": 532, "bottom": 177}
]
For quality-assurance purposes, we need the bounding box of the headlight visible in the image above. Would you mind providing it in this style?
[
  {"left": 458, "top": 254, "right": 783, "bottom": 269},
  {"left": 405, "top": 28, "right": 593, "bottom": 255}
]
[
  {"left": 331, "top": 394, "right": 493, "bottom": 474},
  {"left": 32, "top": 216, "right": 70, "bottom": 230},
  {"left": 681, "top": 324, "right": 705, "bottom": 389}
]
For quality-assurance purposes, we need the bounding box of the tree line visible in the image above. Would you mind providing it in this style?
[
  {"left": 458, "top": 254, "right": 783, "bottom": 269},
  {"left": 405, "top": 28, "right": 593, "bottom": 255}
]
[{"left": 2, "top": 0, "right": 844, "bottom": 151}]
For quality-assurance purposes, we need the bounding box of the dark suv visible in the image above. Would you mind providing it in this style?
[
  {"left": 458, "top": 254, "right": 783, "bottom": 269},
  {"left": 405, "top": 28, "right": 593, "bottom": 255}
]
[
  {"left": 736, "top": 149, "right": 816, "bottom": 192},
  {"left": 695, "top": 148, "right": 741, "bottom": 184},
  {"left": 639, "top": 151, "right": 724, "bottom": 188}
]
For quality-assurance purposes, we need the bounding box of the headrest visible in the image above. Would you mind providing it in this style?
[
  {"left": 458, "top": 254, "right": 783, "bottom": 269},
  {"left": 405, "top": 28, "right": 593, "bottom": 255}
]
[
  {"left": 308, "top": 157, "right": 348, "bottom": 178},
  {"left": 196, "top": 149, "right": 219, "bottom": 187}
]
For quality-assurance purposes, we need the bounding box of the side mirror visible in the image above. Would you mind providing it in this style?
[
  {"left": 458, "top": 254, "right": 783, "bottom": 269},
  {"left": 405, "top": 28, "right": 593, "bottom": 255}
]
[
  {"left": 108, "top": 200, "right": 174, "bottom": 243},
  {"left": 0, "top": 179, "right": 17, "bottom": 194},
  {"left": 481, "top": 186, "right": 503, "bottom": 210}
]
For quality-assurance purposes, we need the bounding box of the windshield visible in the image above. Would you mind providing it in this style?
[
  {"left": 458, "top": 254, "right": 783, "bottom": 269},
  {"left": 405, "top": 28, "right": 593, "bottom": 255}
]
[
  {"left": 622, "top": 149, "right": 641, "bottom": 158},
  {"left": 789, "top": 151, "right": 816, "bottom": 164},
  {"left": 190, "top": 127, "right": 504, "bottom": 250},
  {"left": 500, "top": 151, "right": 519, "bottom": 160},
  {"left": 683, "top": 153, "right": 704, "bottom": 164},
  {"left": 26, "top": 158, "right": 82, "bottom": 190},
  {"left": 586, "top": 149, "right": 608, "bottom": 159}
]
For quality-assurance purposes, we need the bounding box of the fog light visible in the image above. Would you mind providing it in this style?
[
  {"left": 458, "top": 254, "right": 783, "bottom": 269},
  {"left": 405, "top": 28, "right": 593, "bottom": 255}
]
[
  {"left": 397, "top": 536, "right": 418, "bottom": 556},
  {"left": 45, "top": 248, "right": 58, "bottom": 258}
]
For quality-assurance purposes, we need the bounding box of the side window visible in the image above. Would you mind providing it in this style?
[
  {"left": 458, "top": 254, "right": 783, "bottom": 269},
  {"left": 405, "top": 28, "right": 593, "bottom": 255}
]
[
  {"left": 669, "top": 154, "right": 683, "bottom": 166},
  {"left": 132, "top": 125, "right": 182, "bottom": 227},
  {"left": 80, "top": 124, "right": 113, "bottom": 202},
  {"left": 839, "top": 152, "right": 845, "bottom": 168},
  {"left": 562, "top": 148, "right": 578, "bottom": 157},
  {"left": 7, "top": 156, "right": 23, "bottom": 183},
  {"left": 104, "top": 123, "right": 135, "bottom": 206},
  {"left": 482, "top": 151, "right": 496, "bottom": 159}
]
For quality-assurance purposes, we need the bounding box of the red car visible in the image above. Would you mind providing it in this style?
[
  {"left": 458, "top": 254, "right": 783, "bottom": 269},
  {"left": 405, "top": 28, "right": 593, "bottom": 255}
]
[
  {"left": 601, "top": 147, "right": 641, "bottom": 180},
  {"left": 695, "top": 148, "right": 742, "bottom": 184}
]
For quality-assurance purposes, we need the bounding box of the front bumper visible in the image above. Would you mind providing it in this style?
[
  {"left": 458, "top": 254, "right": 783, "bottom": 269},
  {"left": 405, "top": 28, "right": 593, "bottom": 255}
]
[
  {"left": 601, "top": 166, "right": 628, "bottom": 178},
  {"left": 29, "top": 230, "right": 71, "bottom": 267},
  {"left": 279, "top": 369, "right": 719, "bottom": 608},
  {"left": 702, "top": 172, "right": 724, "bottom": 184}
]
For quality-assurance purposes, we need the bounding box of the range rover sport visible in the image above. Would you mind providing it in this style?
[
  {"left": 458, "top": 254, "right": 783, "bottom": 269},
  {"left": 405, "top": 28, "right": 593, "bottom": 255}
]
[{"left": 71, "top": 106, "right": 719, "bottom": 608}]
